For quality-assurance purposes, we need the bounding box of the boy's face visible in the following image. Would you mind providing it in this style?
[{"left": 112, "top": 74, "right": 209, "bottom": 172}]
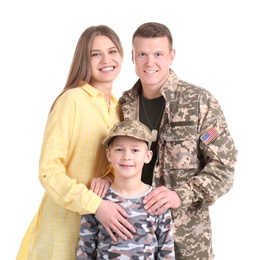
[{"left": 106, "top": 136, "right": 152, "bottom": 180}]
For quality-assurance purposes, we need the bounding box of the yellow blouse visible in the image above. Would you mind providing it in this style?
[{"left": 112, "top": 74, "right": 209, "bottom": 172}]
[{"left": 16, "top": 84, "right": 122, "bottom": 260}]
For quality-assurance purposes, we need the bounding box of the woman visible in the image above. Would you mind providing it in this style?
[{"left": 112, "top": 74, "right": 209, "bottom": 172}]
[{"left": 16, "top": 25, "right": 135, "bottom": 260}]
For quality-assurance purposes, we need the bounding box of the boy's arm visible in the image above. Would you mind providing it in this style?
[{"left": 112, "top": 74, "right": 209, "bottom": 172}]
[{"left": 156, "top": 210, "right": 175, "bottom": 260}]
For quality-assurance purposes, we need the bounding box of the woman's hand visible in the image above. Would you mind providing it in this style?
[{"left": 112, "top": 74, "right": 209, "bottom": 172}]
[
  {"left": 90, "top": 177, "right": 112, "bottom": 198},
  {"left": 95, "top": 200, "right": 136, "bottom": 242}
]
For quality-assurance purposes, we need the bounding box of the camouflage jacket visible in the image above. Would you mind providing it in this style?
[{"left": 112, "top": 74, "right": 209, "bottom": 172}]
[
  {"left": 77, "top": 186, "right": 175, "bottom": 260},
  {"left": 119, "top": 69, "right": 238, "bottom": 260}
]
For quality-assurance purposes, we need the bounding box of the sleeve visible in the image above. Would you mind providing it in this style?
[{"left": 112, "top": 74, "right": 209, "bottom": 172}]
[
  {"left": 174, "top": 89, "right": 238, "bottom": 208},
  {"left": 38, "top": 91, "right": 102, "bottom": 214},
  {"left": 76, "top": 214, "right": 98, "bottom": 259},
  {"left": 156, "top": 210, "right": 175, "bottom": 259}
]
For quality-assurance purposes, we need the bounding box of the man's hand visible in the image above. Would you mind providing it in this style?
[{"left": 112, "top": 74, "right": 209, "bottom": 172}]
[
  {"left": 143, "top": 186, "right": 181, "bottom": 215},
  {"left": 90, "top": 177, "right": 111, "bottom": 198},
  {"left": 95, "top": 200, "right": 136, "bottom": 242}
]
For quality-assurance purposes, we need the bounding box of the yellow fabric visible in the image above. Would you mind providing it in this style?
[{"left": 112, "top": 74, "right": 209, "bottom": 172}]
[{"left": 16, "top": 84, "right": 122, "bottom": 260}]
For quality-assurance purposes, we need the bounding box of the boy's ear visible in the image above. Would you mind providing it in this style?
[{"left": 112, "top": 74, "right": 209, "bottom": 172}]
[
  {"left": 144, "top": 150, "right": 153, "bottom": 164},
  {"left": 106, "top": 148, "right": 112, "bottom": 162}
]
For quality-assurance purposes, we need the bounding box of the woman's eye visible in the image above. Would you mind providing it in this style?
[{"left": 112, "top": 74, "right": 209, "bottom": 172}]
[{"left": 91, "top": 52, "right": 100, "bottom": 57}]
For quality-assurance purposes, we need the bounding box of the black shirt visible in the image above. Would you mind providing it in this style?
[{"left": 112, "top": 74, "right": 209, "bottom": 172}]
[{"left": 139, "top": 95, "right": 165, "bottom": 185}]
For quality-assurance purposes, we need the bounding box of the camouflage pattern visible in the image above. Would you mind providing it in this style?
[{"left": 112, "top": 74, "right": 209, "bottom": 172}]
[
  {"left": 119, "top": 69, "right": 238, "bottom": 260},
  {"left": 102, "top": 119, "right": 152, "bottom": 149},
  {"left": 77, "top": 186, "right": 175, "bottom": 259}
]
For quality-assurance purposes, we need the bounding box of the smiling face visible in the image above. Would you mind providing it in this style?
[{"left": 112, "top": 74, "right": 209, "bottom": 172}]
[
  {"left": 90, "top": 35, "right": 122, "bottom": 89},
  {"left": 132, "top": 36, "right": 175, "bottom": 98},
  {"left": 106, "top": 136, "right": 152, "bottom": 181}
]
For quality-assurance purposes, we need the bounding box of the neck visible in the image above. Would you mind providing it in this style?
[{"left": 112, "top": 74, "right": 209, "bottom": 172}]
[
  {"left": 90, "top": 81, "right": 112, "bottom": 108},
  {"left": 141, "top": 71, "right": 170, "bottom": 99},
  {"left": 141, "top": 88, "right": 162, "bottom": 99},
  {"left": 90, "top": 80, "right": 113, "bottom": 94},
  {"left": 111, "top": 178, "right": 149, "bottom": 197}
]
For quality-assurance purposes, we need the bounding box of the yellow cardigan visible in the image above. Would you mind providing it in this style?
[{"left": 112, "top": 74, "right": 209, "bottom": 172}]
[{"left": 16, "top": 84, "right": 122, "bottom": 260}]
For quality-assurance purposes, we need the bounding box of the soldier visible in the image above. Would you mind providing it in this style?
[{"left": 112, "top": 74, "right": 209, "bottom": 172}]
[
  {"left": 77, "top": 119, "right": 175, "bottom": 259},
  {"left": 119, "top": 22, "right": 238, "bottom": 260}
]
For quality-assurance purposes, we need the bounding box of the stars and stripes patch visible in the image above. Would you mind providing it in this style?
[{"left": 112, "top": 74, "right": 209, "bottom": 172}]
[{"left": 201, "top": 127, "right": 218, "bottom": 145}]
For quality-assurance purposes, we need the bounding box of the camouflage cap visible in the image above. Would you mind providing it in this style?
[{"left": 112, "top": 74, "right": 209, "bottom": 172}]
[{"left": 102, "top": 119, "right": 152, "bottom": 149}]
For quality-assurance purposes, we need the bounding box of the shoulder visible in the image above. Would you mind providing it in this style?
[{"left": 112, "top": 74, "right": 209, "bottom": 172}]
[
  {"left": 120, "top": 80, "right": 142, "bottom": 105},
  {"left": 178, "top": 80, "right": 213, "bottom": 96},
  {"left": 56, "top": 85, "right": 96, "bottom": 107},
  {"left": 163, "top": 70, "right": 216, "bottom": 103},
  {"left": 56, "top": 87, "right": 84, "bottom": 103}
]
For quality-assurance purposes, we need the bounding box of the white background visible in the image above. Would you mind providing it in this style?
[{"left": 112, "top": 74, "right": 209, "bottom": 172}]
[{"left": 1, "top": 1, "right": 259, "bottom": 259}]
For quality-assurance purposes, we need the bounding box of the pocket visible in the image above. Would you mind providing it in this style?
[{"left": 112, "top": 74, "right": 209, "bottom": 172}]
[{"left": 162, "top": 124, "right": 198, "bottom": 169}]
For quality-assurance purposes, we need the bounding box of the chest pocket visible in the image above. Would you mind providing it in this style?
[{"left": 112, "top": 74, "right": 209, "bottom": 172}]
[{"left": 161, "top": 122, "right": 198, "bottom": 169}]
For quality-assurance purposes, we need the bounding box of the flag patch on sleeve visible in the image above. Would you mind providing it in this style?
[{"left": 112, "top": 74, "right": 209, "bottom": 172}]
[{"left": 201, "top": 127, "right": 218, "bottom": 145}]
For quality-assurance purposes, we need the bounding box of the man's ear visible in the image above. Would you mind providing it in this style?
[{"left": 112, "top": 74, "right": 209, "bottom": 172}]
[{"left": 169, "top": 48, "right": 176, "bottom": 65}]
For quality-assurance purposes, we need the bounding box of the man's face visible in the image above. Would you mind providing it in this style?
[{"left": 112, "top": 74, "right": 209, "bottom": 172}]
[{"left": 132, "top": 36, "right": 175, "bottom": 97}]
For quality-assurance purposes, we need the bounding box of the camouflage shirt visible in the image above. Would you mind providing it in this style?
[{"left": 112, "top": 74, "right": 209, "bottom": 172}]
[
  {"left": 119, "top": 69, "right": 238, "bottom": 260},
  {"left": 77, "top": 186, "right": 175, "bottom": 259}
]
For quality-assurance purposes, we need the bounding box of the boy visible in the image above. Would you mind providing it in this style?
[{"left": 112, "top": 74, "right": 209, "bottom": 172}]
[{"left": 77, "top": 119, "right": 175, "bottom": 259}]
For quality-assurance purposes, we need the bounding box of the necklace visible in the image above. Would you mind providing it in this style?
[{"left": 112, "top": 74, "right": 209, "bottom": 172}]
[{"left": 141, "top": 95, "right": 165, "bottom": 141}]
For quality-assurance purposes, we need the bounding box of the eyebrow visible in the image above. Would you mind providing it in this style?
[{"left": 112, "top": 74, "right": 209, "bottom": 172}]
[{"left": 90, "top": 46, "right": 117, "bottom": 52}]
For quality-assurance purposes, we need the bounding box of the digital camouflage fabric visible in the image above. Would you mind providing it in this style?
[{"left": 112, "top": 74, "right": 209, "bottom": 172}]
[
  {"left": 102, "top": 119, "right": 152, "bottom": 149},
  {"left": 119, "top": 69, "right": 238, "bottom": 260}
]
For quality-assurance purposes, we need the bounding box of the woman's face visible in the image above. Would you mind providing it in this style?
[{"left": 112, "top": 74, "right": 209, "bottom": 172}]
[{"left": 90, "top": 35, "right": 122, "bottom": 88}]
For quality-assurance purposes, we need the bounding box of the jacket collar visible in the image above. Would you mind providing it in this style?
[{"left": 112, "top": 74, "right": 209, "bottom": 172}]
[{"left": 121, "top": 69, "right": 179, "bottom": 103}]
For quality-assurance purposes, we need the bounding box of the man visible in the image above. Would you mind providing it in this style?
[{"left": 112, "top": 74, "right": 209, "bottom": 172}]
[{"left": 119, "top": 22, "right": 238, "bottom": 260}]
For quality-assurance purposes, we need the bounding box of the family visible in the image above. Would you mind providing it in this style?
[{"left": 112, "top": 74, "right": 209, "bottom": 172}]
[{"left": 17, "top": 22, "right": 238, "bottom": 260}]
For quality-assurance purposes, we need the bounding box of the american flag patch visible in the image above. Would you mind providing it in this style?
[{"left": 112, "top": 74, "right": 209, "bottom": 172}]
[{"left": 201, "top": 127, "right": 218, "bottom": 144}]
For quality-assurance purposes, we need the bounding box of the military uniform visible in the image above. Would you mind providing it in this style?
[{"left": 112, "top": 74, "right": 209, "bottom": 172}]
[{"left": 119, "top": 69, "right": 238, "bottom": 260}]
